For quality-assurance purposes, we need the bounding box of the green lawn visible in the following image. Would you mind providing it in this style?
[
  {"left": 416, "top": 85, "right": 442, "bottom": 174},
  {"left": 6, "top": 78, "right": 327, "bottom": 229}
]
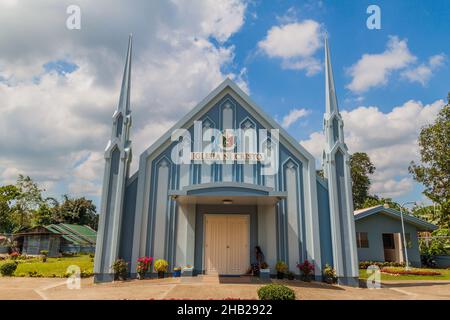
[
  {"left": 0, "top": 255, "right": 94, "bottom": 278},
  {"left": 359, "top": 268, "right": 450, "bottom": 281}
]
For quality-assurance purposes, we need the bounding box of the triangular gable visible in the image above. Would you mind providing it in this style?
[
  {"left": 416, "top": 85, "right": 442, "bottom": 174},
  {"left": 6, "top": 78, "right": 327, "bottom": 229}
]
[{"left": 138, "top": 78, "right": 316, "bottom": 164}]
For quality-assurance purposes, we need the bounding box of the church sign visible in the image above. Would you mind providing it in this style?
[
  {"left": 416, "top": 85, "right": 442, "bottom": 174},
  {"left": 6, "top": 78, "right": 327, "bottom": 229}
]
[{"left": 171, "top": 121, "right": 279, "bottom": 175}]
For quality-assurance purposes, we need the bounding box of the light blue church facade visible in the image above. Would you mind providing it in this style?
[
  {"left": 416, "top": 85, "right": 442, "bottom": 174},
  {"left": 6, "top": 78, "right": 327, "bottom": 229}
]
[{"left": 94, "top": 36, "right": 360, "bottom": 286}]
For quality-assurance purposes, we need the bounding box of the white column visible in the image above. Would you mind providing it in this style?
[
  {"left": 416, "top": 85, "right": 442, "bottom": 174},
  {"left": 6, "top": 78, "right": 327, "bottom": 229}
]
[{"left": 175, "top": 203, "right": 196, "bottom": 266}]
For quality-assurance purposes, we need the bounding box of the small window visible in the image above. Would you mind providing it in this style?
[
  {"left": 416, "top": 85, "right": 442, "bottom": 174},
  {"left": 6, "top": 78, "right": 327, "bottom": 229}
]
[{"left": 356, "top": 232, "right": 369, "bottom": 248}]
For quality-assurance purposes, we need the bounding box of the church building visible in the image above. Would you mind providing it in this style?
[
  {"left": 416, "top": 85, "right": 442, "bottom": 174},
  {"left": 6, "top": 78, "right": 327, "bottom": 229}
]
[{"left": 94, "top": 35, "right": 360, "bottom": 286}]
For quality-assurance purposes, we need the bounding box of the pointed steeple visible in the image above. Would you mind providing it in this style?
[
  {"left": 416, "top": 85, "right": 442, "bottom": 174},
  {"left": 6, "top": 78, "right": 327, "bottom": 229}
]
[
  {"left": 324, "top": 34, "right": 339, "bottom": 115},
  {"left": 321, "top": 35, "right": 359, "bottom": 286},
  {"left": 94, "top": 35, "right": 134, "bottom": 281},
  {"left": 118, "top": 34, "right": 132, "bottom": 114}
]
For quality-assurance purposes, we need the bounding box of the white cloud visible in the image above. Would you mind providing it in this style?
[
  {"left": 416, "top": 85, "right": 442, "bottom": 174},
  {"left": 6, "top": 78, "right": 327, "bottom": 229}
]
[
  {"left": 346, "top": 36, "right": 416, "bottom": 93},
  {"left": 402, "top": 53, "right": 446, "bottom": 85},
  {"left": 258, "top": 20, "right": 323, "bottom": 75},
  {"left": 281, "top": 108, "right": 310, "bottom": 128},
  {"left": 300, "top": 99, "right": 444, "bottom": 198},
  {"left": 0, "top": 1, "right": 248, "bottom": 199}
]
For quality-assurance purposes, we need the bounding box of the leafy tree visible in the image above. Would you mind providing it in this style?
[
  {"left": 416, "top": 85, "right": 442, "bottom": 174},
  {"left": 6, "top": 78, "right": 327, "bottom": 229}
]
[
  {"left": 0, "top": 185, "right": 20, "bottom": 233},
  {"left": 412, "top": 204, "right": 444, "bottom": 227},
  {"left": 409, "top": 94, "right": 450, "bottom": 229},
  {"left": 350, "top": 152, "right": 376, "bottom": 209},
  {"left": 55, "top": 195, "right": 98, "bottom": 230},
  {"left": 419, "top": 229, "right": 450, "bottom": 256},
  {"left": 32, "top": 200, "right": 59, "bottom": 227},
  {"left": 14, "top": 175, "right": 44, "bottom": 229},
  {"left": 362, "top": 195, "right": 402, "bottom": 212}
]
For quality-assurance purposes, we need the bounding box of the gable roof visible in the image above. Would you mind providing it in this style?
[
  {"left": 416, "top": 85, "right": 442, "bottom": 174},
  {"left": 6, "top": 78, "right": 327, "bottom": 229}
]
[
  {"left": 139, "top": 78, "right": 316, "bottom": 163},
  {"left": 354, "top": 205, "right": 438, "bottom": 231},
  {"left": 45, "top": 224, "right": 97, "bottom": 246}
]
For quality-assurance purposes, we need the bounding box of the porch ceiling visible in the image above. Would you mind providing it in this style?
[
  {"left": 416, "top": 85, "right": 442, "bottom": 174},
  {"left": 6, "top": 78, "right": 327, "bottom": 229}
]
[
  {"left": 169, "top": 182, "right": 286, "bottom": 205},
  {"left": 171, "top": 194, "right": 284, "bottom": 205}
]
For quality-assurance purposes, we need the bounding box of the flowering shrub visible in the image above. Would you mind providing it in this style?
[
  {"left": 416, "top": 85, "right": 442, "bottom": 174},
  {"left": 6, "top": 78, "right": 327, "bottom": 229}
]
[
  {"left": 297, "top": 260, "right": 314, "bottom": 276},
  {"left": 381, "top": 267, "right": 441, "bottom": 276},
  {"left": 136, "top": 256, "right": 153, "bottom": 276},
  {"left": 275, "top": 261, "right": 288, "bottom": 273},
  {"left": 154, "top": 259, "right": 169, "bottom": 272},
  {"left": 359, "top": 261, "right": 405, "bottom": 269},
  {"left": 323, "top": 264, "right": 337, "bottom": 283},
  {"left": 112, "top": 259, "right": 128, "bottom": 280},
  {"left": 9, "top": 252, "right": 19, "bottom": 260}
]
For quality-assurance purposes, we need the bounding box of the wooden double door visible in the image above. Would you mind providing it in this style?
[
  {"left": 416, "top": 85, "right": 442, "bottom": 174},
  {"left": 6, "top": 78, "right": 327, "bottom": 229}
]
[{"left": 204, "top": 214, "right": 249, "bottom": 275}]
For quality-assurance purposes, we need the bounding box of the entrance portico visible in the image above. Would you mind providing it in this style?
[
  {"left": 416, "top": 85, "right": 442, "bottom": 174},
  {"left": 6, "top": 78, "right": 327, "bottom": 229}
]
[{"left": 170, "top": 183, "right": 286, "bottom": 275}]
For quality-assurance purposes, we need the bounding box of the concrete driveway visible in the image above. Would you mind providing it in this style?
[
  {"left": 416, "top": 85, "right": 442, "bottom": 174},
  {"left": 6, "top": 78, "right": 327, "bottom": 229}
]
[{"left": 0, "top": 276, "right": 449, "bottom": 300}]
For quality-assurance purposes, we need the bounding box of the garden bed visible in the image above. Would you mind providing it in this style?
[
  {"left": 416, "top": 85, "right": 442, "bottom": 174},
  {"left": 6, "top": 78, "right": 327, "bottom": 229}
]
[{"left": 381, "top": 267, "right": 441, "bottom": 276}]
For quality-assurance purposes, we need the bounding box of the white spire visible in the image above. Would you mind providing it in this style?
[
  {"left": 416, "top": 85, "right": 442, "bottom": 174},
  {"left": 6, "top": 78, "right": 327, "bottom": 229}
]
[
  {"left": 118, "top": 34, "right": 132, "bottom": 114},
  {"left": 325, "top": 34, "right": 339, "bottom": 115}
]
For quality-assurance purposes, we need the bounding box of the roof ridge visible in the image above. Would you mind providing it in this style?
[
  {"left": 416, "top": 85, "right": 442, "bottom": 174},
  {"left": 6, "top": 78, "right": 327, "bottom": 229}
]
[{"left": 58, "top": 224, "right": 96, "bottom": 245}]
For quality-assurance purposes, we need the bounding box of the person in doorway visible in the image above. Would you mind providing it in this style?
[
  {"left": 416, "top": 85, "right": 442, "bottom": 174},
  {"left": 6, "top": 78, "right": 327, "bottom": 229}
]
[
  {"left": 246, "top": 246, "right": 265, "bottom": 276},
  {"left": 255, "top": 246, "right": 265, "bottom": 267}
]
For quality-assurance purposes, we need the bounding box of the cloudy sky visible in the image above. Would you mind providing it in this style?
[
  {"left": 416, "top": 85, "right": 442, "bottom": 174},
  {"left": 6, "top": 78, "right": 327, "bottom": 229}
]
[{"left": 0, "top": 0, "right": 448, "bottom": 208}]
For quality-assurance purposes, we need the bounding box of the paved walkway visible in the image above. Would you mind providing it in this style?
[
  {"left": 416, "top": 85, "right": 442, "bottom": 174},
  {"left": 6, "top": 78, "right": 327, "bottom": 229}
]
[{"left": 0, "top": 276, "right": 449, "bottom": 300}]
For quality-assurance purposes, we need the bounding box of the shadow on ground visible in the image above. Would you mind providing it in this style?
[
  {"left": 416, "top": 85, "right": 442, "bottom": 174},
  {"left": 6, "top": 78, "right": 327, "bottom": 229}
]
[{"left": 218, "top": 276, "right": 345, "bottom": 290}]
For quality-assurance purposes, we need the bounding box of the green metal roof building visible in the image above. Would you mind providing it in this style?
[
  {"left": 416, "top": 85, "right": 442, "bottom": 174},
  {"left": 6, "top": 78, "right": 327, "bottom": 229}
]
[{"left": 15, "top": 224, "right": 97, "bottom": 257}]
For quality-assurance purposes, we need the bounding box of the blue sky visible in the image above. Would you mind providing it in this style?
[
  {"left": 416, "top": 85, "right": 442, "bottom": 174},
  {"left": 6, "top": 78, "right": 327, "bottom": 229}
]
[
  {"left": 0, "top": 0, "right": 448, "bottom": 208},
  {"left": 230, "top": 0, "right": 449, "bottom": 128},
  {"left": 227, "top": 0, "right": 449, "bottom": 205}
]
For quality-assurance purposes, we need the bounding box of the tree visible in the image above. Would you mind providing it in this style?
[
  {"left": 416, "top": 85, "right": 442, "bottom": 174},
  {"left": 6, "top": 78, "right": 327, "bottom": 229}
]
[
  {"left": 14, "top": 175, "right": 44, "bottom": 229},
  {"left": 409, "top": 94, "right": 450, "bottom": 229},
  {"left": 0, "top": 185, "right": 20, "bottom": 233},
  {"left": 55, "top": 195, "right": 98, "bottom": 230},
  {"left": 412, "top": 204, "right": 444, "bottom": 227},
  {"left": 32, "top": 198, "right": 59, "bottom": 227},
  {"left": 362, "top": 195, "right": 402, "bottom": 212},
  {"left": 350, "top": 152, "right": 376, "bottom": 209}
]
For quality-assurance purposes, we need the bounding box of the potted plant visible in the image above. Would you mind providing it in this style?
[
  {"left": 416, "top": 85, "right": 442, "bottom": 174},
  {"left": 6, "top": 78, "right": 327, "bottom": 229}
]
[
  {"left": 182, "top": 264, "right": 194, "bottom": 277},
  {"left": 251, "top": 263, "right": 260, "bottom": 276},
  {"left": 275, "top": 261, "right": 288, "bottom": 279},
  {"left": 286, "top": 271, "right": 295, "bottom": 280},
  {"left": 173, "top": 266, "right": 181, "bottom": 277},
  {"left": 112, "top": 259, "right": 128, "bottom": 281},
  {"left": 136, "top": 256, "right": 153, "bottom": 280},
  {"left": 259, "top": 262, "right": 270, "bottom": 280},
  {"left": 323, "top": 264, "right": 337, "bottom": 284},
  {"left": 154, "top": 259, "right": 169, "bottom": 278},
  {"left": 297, "top": 259, "right": 314, "bottom": 282},
  {"left": 40, "top": 250, "right": 49, "bottom": 263}
]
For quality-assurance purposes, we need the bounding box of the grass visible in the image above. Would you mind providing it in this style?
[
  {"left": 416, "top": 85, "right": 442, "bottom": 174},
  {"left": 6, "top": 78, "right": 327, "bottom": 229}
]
[
  {"left": 0, "top": 255, "right": 94, "bottom": 278},
  {"left": 359, "top": 267, "right": 450, "bottom": 281}
]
